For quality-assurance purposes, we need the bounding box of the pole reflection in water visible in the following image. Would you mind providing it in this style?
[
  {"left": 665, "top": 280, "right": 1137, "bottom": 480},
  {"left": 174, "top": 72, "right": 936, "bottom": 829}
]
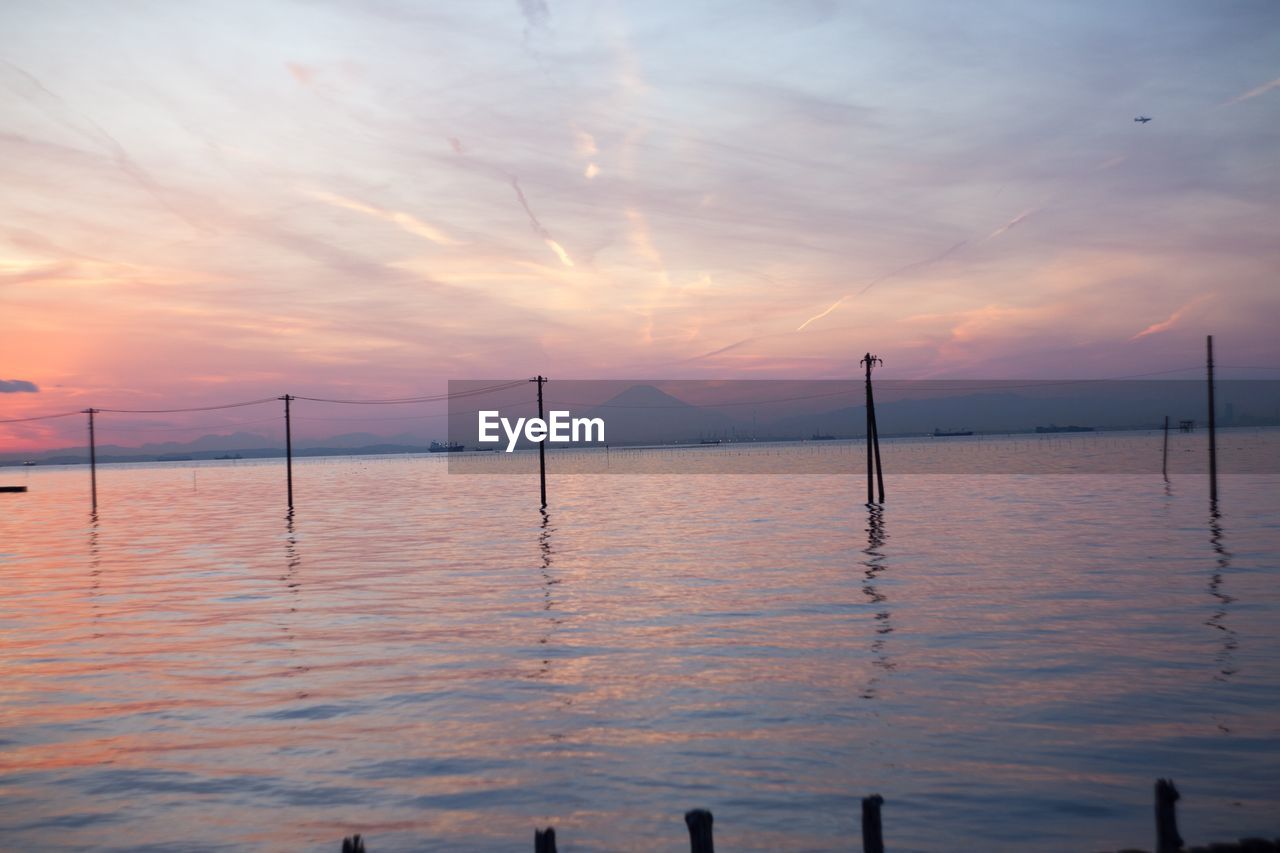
[
  {"left": 1206, "top": 499, "right": 1237, "bottom": 684},
  {"left": 534, "top": 506, "right": 573, "bottom": 751},
  {"left": 535, "top": 507, "right": 564, "bottom": 683},
  {"left": 861, "top": 503, "right": 895, "bottom": 700},
  {"left": 87, "top": 510, "right": 104, "bottom": 638},
  {"left": 282, "top": 508, "right": 310, "bottom": 699}
]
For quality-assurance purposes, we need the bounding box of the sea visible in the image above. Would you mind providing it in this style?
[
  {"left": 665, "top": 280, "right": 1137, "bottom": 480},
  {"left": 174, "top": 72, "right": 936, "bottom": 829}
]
[{"left": 2, "top": 431, "right": 1278, "bottom": 851}]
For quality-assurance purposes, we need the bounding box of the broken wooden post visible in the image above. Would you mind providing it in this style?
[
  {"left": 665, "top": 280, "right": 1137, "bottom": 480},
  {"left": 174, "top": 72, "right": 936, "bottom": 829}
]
[
  {"left": 1155, "top": 778, "right": 1183, "bottom": 853},
  {"left": 862, "top": 794, "right": 885, "bottom": 853},
  {"left": 685, "top": 808, "right": 714, "bottom": 853},
  {"left": 341, "top": 834, "right": 365, "bottom": 853},
  {"left": 535, "top": 826, "right": 557, "bottom": 853}
]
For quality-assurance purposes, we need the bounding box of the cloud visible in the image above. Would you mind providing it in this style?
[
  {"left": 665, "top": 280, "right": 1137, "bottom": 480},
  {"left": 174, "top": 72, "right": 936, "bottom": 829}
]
[
  {"left": 1222, "top": 76, "right": 1280, "bottom": 107},
  {"left": 286, "top": 62, "right": 317, "bottom": 86},
  {"left": 0, "top": 379, "right": 39, "bottom": 393},
  {"left": 574, "top": 129, "right": 598, "bottom": 157},
  {"left": 306, "top": 189, "right": 457, "bottom": 246},
  {"left": 508, "top": 176, "right": 574, "bottom": 266},
  {"left": 0, "top": 261, "right": 74, "bottom": 286},
  {"left": 796, "top": 239, "right": 968, "bottom": 331},
  {"left": 517, "top": 0, "right": 550, "bottom": 31},
  {"left": 0, "top": 59, "right": 210, "bottom": 233},
  {"left": 1130, "top": 295, "right": 1210, "bottom": 340},
  {"left": 986, "top": 207, "right": 1040, "bottom": 241}
]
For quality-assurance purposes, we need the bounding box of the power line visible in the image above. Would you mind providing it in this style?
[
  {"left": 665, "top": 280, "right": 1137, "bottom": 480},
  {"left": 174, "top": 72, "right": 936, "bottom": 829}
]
[
  {"left": 0, "top": 409, "right": 84, "bottom": 424},
  {"left": 91, "top": 415, "right": 284, "bottom": 434},
  {"left": 294, "top": 380, "right": 526, "bottom": 405},
  {"left": 96, "top": 396, "right": 280, "bottom": 414}
]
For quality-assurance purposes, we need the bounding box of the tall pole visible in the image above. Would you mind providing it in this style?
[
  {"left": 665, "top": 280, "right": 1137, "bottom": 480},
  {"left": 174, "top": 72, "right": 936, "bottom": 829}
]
[
  {"left": 1207, "top": 336, "right": 1217, "bottom": 502},
  {"left": 864, "top": 360, "right": 873, "bottom": 504},
  {"left": 280, "top": 394, "right": 294, "bottom": 509},
  {"left": 85, "top": 408, "right": 98, "bottom": 510},
  {"left": 532, "top": 376, "right": 547, "bottom": 508},
  {"left": 870, "top": 380, "right": 885, "bottom": 504},
  {"left": 1162, "top": 414, "right": 1170, "bottom": 481},
  {"left": 861, "top": 353, "right": 884, "bottom": 504}
]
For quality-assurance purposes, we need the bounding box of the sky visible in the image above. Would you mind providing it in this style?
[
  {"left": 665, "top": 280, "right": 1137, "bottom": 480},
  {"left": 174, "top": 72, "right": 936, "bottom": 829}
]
[{"left": 2, "top": 0, "right": 1278, "bottom": 451}]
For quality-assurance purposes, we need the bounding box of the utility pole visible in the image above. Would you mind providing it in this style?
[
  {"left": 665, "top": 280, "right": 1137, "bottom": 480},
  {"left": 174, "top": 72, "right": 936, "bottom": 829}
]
[
  {"left": 1162, "top": 415, "right": 1170, "bottom": 481},
  {"left": 1206, "top": 336, "right": 1217, "bottom": 502},
  {"left": 861, "top": 353, "right": 885, "bottom": 504},
  {"left": 279, "top": 395, "right": 294, "bottom": 509},
  {"left": 84, "top": 408, "right": 98, "bottom": 510},
  {"left": 531, "top": 376, "right": 547, "bottom": 508}
]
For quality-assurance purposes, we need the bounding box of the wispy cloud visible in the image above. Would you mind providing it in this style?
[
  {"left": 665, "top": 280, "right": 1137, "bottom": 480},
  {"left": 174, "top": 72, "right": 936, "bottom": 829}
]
[
  {"left": 1130, "top": 295, "right": 1209, "bottom": 340},
  {"left": 1222, "top": 76, "right": 1280, "bottom": 107},
  {"left": 517, "top": 0, "right": 549, "bottom": 33},
  {"left": 986, "top": 207, "right": 1040, "bottom": 241},
  {"left": 0, "top": 59, "right": 210, "bottom": 233},
  {"left": 508, "top": 177, "right": 574, "bottom": 267},
  {"left": 797, "top": 240, "right": 968, "bottom": 331},
  {"left": 306, "top": 190, "right": 456, "bottom": 246}
]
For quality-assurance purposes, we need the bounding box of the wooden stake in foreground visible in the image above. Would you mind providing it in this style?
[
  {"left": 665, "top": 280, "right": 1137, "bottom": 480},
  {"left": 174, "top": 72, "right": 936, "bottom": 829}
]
[{"left": 685, "top": 809, "right": 714, "bottom": 853}]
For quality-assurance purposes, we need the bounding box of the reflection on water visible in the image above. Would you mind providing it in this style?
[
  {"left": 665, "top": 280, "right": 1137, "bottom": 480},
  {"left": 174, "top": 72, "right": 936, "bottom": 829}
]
[
  {"left": 2, "top": 453, "right": 1279, "bottom": 851},
  {"left": 861, "top": 504, "right": 895, "bottom": 700},
  {"left": 1206, "top": 500, "right": 1238, "bottom": 683},
  {"left": 87, "top": 510, "right": 103, "bottom": 637},
  {"left": 534, "top": 507, "right": 560, "bottom": 682},
  {"left": 281, "top": 509, "right": 309, "bottom": 699}
]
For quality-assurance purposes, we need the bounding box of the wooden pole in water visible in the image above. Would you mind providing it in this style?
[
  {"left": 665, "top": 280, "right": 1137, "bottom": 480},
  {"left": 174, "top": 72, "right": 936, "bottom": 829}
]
[
  {"left": 684, "top": 809, "right": 714, "bottom": 853},
  {"left": 862, "top": 794, "right": 885, "bottom": 853},
  {"left": 84, "top": 408, "right": 98, "bottom": 510},
  {"left": 1162, "top": 414, "right": 1170, "bottom": 480},
  {"left": 1206, "top": 335, "right": 1217, "bottom": 502},
  {"left": 280, "top": 394, "right": 294, "bottom": 509},
  {"left": 1154, "top": 778, "right": 1183, "bottom": 853},
  {"left": 532, "top": 376, "right": 547, "bottom": 508},
  {"left": 870, "top": 381, "right": 884, "bottom": 504},
  {"left": 865, "top": 368, "right": 873, "bottom": 503},
  {"left": 861, "top": 353, "right": 884, "bottom": 504}
]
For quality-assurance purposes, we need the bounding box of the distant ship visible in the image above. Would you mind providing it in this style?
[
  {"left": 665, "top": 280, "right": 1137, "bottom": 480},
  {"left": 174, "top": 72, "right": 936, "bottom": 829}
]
[
  {"left": 1035, "top": 424, "right": 1094, "bottom": 434},
  {"left": 933, "top": 428, "right": 973, "bottom": 437},
  {"left": 429, "top": 441, "right": 465, "bottom": 453},
  {"left": 699, "top": 438, "right": 722, "bottom": 445},
  {"left": 23, "top": 461, "right": 36, "bottom": 466}
]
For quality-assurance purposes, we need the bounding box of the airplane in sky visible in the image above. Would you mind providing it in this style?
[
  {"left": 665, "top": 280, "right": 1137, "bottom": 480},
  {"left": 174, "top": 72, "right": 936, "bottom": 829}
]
[{"left": 1134, "top": 116, "right": 1152, "bottom": 123}]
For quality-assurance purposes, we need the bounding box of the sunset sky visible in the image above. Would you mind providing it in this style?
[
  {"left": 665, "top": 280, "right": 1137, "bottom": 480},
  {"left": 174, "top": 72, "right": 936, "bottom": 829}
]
[{"left": 2, "top": 1, "right": 1278, "bottom": 450}]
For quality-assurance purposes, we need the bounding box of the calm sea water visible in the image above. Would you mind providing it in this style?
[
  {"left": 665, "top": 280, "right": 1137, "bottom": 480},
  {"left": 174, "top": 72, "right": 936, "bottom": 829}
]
[{"left": 2, "top": 435, "right": 1278, "bottom": 851}]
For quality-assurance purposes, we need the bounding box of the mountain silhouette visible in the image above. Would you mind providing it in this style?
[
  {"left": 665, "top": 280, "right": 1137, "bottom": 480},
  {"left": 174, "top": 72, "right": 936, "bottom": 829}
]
[{"left": 578, "top": 384, "right": 735, "bottom": 444}]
